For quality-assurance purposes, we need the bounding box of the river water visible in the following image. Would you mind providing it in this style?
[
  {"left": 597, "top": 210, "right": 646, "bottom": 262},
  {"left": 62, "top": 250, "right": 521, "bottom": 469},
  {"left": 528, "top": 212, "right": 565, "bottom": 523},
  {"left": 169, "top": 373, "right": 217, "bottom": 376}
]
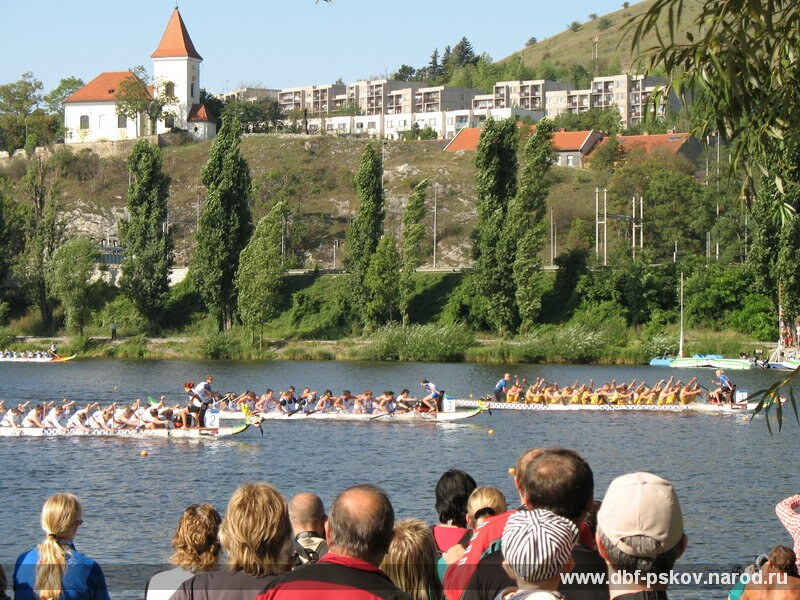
[{"left": 1, "top": 359, "right": 798, "bottom": 599}]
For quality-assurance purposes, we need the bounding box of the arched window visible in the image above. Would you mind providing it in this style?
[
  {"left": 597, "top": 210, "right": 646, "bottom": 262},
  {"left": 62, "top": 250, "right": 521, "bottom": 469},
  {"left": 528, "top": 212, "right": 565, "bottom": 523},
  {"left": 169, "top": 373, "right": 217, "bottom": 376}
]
[
  {"left": 191, "top": 83, "right": 195, "bottom": 98},
  {"left": 79, "top": 115, "right": 89, "bottom": 129},
  {"left": 165, "top": 82, "right": 175, "bottom": 97},
  {"left": 117, "top": 114, "right": 127, "bottom": 128},
  {"left": 164, "top": 116, "right": 175, "bottom": 129}
]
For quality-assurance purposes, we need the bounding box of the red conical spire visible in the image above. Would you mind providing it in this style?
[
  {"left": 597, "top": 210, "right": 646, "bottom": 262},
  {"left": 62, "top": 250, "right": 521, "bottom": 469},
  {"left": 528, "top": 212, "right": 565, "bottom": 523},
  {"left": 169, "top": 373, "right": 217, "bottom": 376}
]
[{"left": 151, "top": 8, "right": 202, "bottom": 60}]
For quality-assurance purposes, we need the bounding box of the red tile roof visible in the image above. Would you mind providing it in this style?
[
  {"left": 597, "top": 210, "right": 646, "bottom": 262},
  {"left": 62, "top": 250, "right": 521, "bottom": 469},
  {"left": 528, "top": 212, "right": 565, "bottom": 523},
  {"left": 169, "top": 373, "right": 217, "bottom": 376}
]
[
  {"left": 151, "top": 8, "right": 202, "bottom": 60},
  {"left": 618, "top": 133, "right": 691, "bottom": 153},
  {"left": 551, "top": 130, "right": 594, "bottom": 151},
  {"left": 188, "top": 103, "right": 214, "bottom": 123},
  {"left": 443, "top": 127, "right": 482, "bottom": 152},
  {"left": 65, "top": 71, "right": 150, "bottom": 103}
]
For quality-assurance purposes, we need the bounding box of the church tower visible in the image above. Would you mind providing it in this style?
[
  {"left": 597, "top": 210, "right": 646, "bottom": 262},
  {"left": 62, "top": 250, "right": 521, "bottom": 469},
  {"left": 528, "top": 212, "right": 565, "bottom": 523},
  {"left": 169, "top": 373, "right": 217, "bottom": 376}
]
[{"left": 151, "top": 8, "right": 203, "bottom": 133}]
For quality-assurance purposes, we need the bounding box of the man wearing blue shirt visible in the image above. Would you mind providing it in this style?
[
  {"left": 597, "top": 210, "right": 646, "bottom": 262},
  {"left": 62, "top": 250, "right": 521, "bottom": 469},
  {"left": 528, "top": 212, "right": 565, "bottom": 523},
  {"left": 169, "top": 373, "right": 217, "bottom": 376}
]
[{"left": 494, "top": 373, "right": 511, "bottom": 402}]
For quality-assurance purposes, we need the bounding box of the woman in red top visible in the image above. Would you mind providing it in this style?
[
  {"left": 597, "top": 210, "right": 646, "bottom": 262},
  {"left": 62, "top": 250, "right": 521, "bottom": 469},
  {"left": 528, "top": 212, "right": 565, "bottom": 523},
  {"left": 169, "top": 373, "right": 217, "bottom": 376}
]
[{"left": 432, "top": 469, "right": 477, "bottom": 554}]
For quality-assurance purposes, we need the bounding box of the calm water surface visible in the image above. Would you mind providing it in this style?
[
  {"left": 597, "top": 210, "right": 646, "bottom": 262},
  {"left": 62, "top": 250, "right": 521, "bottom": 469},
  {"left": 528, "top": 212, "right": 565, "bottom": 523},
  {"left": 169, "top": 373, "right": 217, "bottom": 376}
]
[{"left": 1, "top": 359, "right": 798, "bottom": 599}]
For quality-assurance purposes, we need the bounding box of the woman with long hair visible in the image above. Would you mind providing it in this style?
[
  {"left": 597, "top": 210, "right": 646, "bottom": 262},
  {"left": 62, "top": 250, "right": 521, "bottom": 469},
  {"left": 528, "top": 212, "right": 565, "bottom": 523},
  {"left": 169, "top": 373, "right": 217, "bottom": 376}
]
[
  {"left": 432, "top": 469, "right": 476, "bottom": 555},
  {"left": 145, "top": 503, "right": 222, "bottom": 600},
  {"left": 13, "top": 493, "right": 110, "bottom": 600},
  {"left": 172, "top": 483, "right": 293, "bottom": 600}
]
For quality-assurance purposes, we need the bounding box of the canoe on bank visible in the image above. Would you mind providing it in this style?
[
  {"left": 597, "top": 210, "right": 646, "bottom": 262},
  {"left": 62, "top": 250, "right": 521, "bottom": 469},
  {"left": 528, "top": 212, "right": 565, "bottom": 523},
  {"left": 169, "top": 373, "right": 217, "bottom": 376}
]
[
  {"left": 0, "top": 423, "right": 250, "bottom": 438},
  {"left": 218, "top": 408, "right": 483, "bottom": 423},
  {"left": 0, "top": 354, "right": 77, "bottom": 364},
  {"left": 451, "top": 399, "right": 763, "bottom": 414}
]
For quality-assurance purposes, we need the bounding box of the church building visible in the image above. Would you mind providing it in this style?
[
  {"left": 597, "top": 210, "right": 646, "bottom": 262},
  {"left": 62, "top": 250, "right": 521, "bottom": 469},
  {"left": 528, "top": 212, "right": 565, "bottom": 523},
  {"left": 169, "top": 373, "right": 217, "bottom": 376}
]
[{"left": 63, "top": 8, "right": 215, "bottom": 144}]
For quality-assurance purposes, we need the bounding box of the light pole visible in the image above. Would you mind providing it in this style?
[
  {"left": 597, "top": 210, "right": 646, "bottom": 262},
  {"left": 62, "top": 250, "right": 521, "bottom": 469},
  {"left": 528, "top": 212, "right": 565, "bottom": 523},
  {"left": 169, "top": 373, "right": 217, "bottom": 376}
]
[
  {"left": 332, "top": 239, "right": 339, "bottom": 270},
  {"left": 433, "top": 183, "right": 438, "bottom": 269}
]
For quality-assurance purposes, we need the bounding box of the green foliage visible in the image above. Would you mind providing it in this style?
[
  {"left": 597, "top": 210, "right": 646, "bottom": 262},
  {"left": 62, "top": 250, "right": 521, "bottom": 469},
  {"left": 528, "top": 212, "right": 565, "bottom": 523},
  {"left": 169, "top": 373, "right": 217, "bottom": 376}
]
[
  {"left": 510, "top": 120, "right": 555, "bottom": 331},
  {"left": 344, "top": 143, "right": 384, "bottom": 319},
  {"left": 236, "top": 202, "right": 287, "bottom": 334},
  {"left": 200, "top": 330, "right": 243, "bottom": 359},
  {"left": 553, "top": 108, "right": 622, "bottom": 134},
  {"left": 191, "top": 115, "right": 253, "bottom": 330},
  {"left": 569, "top": 301, "right": 629, "bottom": 347},
  {"left": 589, "top": 135, "right": 623, "bottom": 172},
  {"left": 120, "top": 140, "right": 173, "bottom": 332},
  {"left": 728, "top": 293, "right": 775, "bottom": 341},
  {"left": 471, "top": 118, "right": 519, "bottom": 333},
  {"left": 45, "top": 237, "right": 100, "bottom": 335},
  {"left": 223, "top": 98, "right": 282, "bottom": 132},
  {"left": 93, "top": 294, "right": 147, "bottom": 335},
  {"left": 0, "top": 72, "right": 44, "bottom": 153},
  {"left": 400, "top": 180, "right": 428, "bottom": 326},
  {"left": 364, "top": 234, "right": 400, "bottom": 326},
  {"left": 115, "top": 66, "right": 177, "bottom": 135},
  {"left": 366, "top": 324, "right": 475, "bottom": 361},
  {"left": 684, "top": 264, "right": 755, "bottom": 329}
]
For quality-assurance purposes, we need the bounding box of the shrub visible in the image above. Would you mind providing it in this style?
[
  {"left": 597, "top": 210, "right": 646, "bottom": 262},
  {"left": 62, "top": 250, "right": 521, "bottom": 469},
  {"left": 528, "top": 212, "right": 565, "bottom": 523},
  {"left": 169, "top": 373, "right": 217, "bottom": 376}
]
[
  {"left": 367, "top": 324, "right": 475, "bottom": 361},
  {"left": 728, "top": 294, "right": 775, "bottom": 341},
  {"left": 199, "top": 331, "right": 242, "bottom": 359},
  {"left": 570, "top": 301, "right": 629, "bottom": 347}
]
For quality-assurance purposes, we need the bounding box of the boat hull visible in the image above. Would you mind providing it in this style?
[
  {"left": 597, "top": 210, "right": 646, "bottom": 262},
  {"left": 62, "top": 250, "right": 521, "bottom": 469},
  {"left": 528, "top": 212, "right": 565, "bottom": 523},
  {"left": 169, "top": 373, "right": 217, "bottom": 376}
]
[
  {"left": 452, "top": 399, "right": 758, "bottom": 414},
  {"left": 0, "top": 424, "right": 249, "bottom": 438},
  {"left": 219, "top": 408, "right": 482, "bottom": 423},
  {"left": 0, "top": 354, "right": 77, "bottom": 363},
  {"left": 650, "top": 356, "right": 755, "bottom": 370}
]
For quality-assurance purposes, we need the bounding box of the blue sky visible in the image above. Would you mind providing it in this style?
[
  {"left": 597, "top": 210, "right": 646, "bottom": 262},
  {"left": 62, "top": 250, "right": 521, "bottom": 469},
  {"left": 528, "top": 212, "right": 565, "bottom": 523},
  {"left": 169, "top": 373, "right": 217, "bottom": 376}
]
[{"left": 2, "top": 0, "right": 633, "bottom": 95}]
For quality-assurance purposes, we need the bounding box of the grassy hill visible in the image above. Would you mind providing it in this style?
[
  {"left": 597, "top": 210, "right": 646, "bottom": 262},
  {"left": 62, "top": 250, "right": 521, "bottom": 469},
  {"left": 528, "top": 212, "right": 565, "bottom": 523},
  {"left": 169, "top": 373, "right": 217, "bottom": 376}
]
[
  {"left": 510, "top": 0, "right": 705, "bottom": 77},
  {"left": 3, "top": 136, "right": 604, "bottom": 269}
]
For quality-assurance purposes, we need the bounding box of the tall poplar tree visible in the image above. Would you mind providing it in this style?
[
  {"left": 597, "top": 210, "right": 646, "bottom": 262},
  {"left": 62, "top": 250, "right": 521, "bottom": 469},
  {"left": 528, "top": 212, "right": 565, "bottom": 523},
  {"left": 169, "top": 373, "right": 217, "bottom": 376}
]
[
  {"left": 235, "top": 201, "right": 287, "bottom": 348},
  {"left": 120, "top": 139, "right": 173, "bottom": 332},
  {"left": 46, "top": 237, "right": 100, "bottom": 336},
  {"left": 400, "top": 179, "right": 428, "bottom": 327},
  {"left": 191, "top": 115, "right": 253, "bottom": 331},
  {"left": 365, "top": 234, "right": 401, "bottom": 326},
  {"left": 472, "top": 117, "right": 519, "bottom": 334},
  {"left": 344, "top": 143, "right": 384, "bottom": 317},
  {"left": 510, "top": 120, "right": 556, "bottom": 331}
]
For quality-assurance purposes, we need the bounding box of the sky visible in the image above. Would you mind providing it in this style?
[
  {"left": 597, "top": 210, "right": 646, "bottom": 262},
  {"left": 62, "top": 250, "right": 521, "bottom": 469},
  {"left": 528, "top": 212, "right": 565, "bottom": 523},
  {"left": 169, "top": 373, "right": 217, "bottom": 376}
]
[{"left": 2, "top": 0, "right": 634, "bottom": 95}]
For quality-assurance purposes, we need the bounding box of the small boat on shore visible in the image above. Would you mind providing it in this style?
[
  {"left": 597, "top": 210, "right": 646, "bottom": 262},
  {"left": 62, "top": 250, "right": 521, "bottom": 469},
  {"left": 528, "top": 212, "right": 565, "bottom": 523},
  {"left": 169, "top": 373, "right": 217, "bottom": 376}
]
[
  {"left": 649, "top": 355, "right": 756, "bottom": 370},
  {"left": 218, "top": 407, "right": 483, "bottom": 423},
  {"left": 0, "top": 354, "right": 77, "bottom": 364},
  {"left": 0, "top": 423, "right": 251, "bottom": 438}
]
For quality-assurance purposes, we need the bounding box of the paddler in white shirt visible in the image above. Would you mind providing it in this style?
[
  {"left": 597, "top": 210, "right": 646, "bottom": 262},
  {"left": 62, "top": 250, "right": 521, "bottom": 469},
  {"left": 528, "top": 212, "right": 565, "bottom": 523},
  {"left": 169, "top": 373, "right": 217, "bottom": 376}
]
[
  {"left": 113, "top": 406, "right": 140, "bottom": 429},
  {"left": 22, "top": 405, "right": 45, "bottom": 427},
  {"left": 42, "top": 405, "right": 66, "bottom": 430},
  {"left": 1, "top": 407, "right": 22, "bottom": 430},
  {"left": 66, "top": 403, "right": 98, "bottom": 431}
]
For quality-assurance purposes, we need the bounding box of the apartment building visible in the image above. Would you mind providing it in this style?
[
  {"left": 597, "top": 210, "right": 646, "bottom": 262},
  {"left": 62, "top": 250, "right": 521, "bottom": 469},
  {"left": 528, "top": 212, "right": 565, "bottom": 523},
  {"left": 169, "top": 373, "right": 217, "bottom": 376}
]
[
  {"left": 278, "top": 83, "right": 346, "bottom": 115},
  {"left": 217, "top": 87, "right": 279, "bottom": 103},
  {"left": 473, "top": 79, "right": 572, "bottom": 111}
]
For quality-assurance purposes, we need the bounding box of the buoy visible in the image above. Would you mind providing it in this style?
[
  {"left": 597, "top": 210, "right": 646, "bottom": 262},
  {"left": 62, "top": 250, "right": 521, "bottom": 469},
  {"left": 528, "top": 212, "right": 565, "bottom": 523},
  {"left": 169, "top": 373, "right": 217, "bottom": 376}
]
[
  {"left": 140, "top": 450, "right": 148, "bottom": 457},
  {"left": 507, "top": 467, "right": 516, "bottom": 475},
  {"left": 488, "top": 428, "right": 495, "bottom": 435}
]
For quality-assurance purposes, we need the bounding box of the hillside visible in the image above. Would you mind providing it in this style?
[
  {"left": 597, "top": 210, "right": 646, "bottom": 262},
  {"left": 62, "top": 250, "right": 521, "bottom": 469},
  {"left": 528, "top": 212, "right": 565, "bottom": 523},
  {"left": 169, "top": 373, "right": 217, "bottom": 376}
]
[
  {"left": 7, "top": 136, "right": 603, "bottom": 268},
  {"left": 510, "top": 0, "right": 705, "bottom": 78}
]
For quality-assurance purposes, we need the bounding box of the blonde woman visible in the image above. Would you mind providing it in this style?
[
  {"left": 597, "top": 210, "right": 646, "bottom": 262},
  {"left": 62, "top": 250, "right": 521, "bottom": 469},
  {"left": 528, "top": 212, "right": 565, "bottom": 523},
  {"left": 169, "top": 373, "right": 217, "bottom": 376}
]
[
  {"left": 465, "top": 486, "right": 507, "bottom": 530},
  {"left": 173, "top": 483, "right": 292, "bottom": 600},
  {"left": 145, "top": 504, "right": 222, "bottom": 600},
  {"left": 13, "top": 493, "right": 109, "bottom": 600},
  {"left": 381, "top": 518, "right": 443, "bottom": 600}
]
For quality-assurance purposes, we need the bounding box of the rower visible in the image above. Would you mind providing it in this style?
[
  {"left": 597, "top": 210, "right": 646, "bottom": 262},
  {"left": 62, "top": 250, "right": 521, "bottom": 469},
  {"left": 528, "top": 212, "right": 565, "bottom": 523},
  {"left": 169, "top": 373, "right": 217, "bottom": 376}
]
[
  {"left": 374, "top": 391, "right": 396, "bottom": 414},
  {"left": 112, "top": 406, "right": 140, "bottom": 429},
  {"left": 314, "top": 390, "right": 333, "bottom": 412},
  {"left": 66, "top": 403, "right": 97, "bottom": 431},
  {"left": 191, "top": 375, "right": 216, "bottom": 426},
  {"left": 42, "top": 405, "right": 66, "bottom": 430},
  {"left": 395, "top": 389, "right": 414, "bottom": 412},
  {"left": 298, "top": 387, "right": 317, "bottom": 413},
  {"left": 279, "top": 386, "right": 298, "bottom": 414},
  {"left": 48, "top": 342, "right": 58, "bottom": 358},
  {"left": 140, "top": 407, "right": 170, "bottom": 429},
  {"left": 257, "top": 389, "right": 275, "bottom": 412},
  {"left": 419, "top": 379, "right": 440, "bottom": 412},
  {"left": 21, "top": 405, "right": 45, "bottom": 428},
  {"left": 710, "top": 369, "right": 734, "bottom": 404},
  {"left": 1, "top": 407, "right": 22, "bottom": 430},
  {"left": 332, "top": 390, "right": 353, "bottom": 411}
]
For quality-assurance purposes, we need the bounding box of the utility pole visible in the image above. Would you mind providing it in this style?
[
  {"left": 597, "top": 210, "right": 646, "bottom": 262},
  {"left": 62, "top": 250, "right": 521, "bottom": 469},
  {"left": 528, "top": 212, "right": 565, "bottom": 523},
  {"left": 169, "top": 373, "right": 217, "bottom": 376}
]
[{"left": 433, "top": 183, "right": 438, "bottom": 269}]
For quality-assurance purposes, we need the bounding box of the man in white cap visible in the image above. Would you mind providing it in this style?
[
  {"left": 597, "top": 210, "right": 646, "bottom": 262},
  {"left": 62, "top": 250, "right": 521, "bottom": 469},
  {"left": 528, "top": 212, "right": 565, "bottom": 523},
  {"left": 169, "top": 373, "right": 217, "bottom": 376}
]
[
  {"left": 596, "top": 472, "right": 687, "bottom": 599},
  {"left": 498, "top": 508, "right": 579, "bottom": 599}
]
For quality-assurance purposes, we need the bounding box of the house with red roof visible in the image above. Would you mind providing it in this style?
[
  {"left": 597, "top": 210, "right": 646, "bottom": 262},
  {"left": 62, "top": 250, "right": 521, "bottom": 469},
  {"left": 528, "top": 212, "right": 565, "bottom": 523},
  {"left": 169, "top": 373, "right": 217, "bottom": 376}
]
[
  {"left": 64, "top": 8, "right": 215, "bottom": 144},
  {"left": 444, "top": 126, "right": 606, "bottom": 168},
  {"left": 586, "top": 132, "right": 702, "bottom": 165}
]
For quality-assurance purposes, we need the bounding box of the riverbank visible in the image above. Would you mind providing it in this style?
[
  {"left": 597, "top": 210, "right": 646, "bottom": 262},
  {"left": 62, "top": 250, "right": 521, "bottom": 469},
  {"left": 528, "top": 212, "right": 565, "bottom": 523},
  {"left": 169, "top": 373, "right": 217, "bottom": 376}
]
[{"left": 8, "top": 327, "right": 775, "bottom": 365}]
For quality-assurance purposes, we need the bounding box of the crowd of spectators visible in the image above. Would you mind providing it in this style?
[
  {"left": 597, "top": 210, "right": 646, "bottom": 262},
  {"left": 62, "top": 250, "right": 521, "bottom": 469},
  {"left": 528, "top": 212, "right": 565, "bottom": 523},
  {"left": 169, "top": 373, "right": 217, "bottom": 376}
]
[{"left": 3, "top": 448, "right": 800, "bottom": 600}]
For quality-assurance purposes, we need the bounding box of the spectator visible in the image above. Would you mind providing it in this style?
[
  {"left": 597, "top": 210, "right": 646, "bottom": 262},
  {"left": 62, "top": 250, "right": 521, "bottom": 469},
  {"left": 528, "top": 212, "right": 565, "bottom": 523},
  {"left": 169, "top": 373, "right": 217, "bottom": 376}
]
[
  {"left": 173, "top": 483, "right": 292, "bottom": 600},
  {"left": 776, "top": 495, "right": 800, "bottom": 571},
  {"left": 145, "top": 503, "right": 222, "bottom": 600},
  {"left": 497, "top": 509, "right": 579, "bottom": 600},
  {"left": 466, "top": 486, "right": 507, "bottom": 530},
  {"left": 433, "top": 469, "right": 477, "bottom": 555},
  {"left": 739, "top": 545, "right": 800, "bottom": 599},
  {"left": 258, "top": 483, "right": 411, "bottom": 600},
  {"left": 443, "top": 448, "right": 605, "bottom": 600},
  {"left": 288, "top": 492, "right": 328, "bottom": 566},
  {"left": 13, "top": 493, "right": 110, "bottom": 600},
  {"left": 595, "top": 472, "right": 687, "bottom": 600},
  {"left": 381, "top": 518, "right": 443, "bottom": 600}
]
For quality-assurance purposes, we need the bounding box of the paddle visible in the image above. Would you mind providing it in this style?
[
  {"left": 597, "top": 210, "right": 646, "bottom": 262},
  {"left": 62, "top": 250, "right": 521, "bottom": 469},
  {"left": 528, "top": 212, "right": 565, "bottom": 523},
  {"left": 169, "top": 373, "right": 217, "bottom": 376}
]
[{"left": 369, "top": 411, "right": 391, "bottom": 420}]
